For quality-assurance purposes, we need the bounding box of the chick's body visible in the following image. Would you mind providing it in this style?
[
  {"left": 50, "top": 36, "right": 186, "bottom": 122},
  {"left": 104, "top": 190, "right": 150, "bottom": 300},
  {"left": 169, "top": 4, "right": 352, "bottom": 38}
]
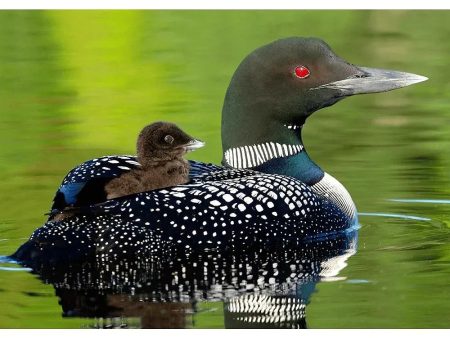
[
  {"left": 52, "top": 122, "right": 203, "bottom": 221},
  {"left": 105, "top": 158, "right": 189, "bottom": 199},
  {"left": 105, "top": 121, "right": 201, "bottom": 199}
]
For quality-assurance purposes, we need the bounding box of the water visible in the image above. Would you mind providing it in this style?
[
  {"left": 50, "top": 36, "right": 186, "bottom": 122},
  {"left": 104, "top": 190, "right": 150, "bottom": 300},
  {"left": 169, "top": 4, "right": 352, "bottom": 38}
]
[{"left": 0, "top": 10, "right": 449, "bottom": 328}]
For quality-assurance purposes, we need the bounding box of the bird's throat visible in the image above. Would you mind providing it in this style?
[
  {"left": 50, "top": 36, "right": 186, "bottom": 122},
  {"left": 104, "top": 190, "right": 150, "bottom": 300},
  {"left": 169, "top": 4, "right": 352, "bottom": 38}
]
[
  {"left": 254, "top": 147, "right": 324, "bottom": 186},
  {"left": 223, "top": 126, "right": 325, "bottom": 186}
]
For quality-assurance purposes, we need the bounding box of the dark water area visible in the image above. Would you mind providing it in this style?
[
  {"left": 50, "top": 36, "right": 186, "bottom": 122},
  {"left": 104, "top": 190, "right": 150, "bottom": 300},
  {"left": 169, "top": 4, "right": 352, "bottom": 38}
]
[{"left": 0, "top": 10, "right": 449, "bottom": 328}]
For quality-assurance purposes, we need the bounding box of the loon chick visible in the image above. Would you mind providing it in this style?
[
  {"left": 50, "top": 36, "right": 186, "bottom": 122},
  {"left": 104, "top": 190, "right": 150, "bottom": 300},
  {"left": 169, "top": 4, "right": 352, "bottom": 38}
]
[
  {"left": 13, "top": 37, "right": 428, "bottom": 265},
  {"left": 105, "top": 122, "right": 204, "bottom": 199},
  {"left": 52, "top": 122, "right": 204, "bottom": 221}
]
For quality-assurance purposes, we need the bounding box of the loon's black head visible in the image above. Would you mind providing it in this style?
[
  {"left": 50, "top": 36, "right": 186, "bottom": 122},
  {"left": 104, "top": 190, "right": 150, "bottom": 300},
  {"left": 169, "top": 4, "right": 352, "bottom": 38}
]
[
  {"left": 221, "top": 37, "right": 427, "bottom": 166},
  {"left": 137, "top": 121, "right": 204, "bottom": 163}
]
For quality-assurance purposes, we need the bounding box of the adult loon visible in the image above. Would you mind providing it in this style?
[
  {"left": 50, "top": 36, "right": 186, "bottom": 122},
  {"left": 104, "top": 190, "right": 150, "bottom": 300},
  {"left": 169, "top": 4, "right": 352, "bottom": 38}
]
[{"left": 12, "top": 37, "right": 427, "bottom": 263}]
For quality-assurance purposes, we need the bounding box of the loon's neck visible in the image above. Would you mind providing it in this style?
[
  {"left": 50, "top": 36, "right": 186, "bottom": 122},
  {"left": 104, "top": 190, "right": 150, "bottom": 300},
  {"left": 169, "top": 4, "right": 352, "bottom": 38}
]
[
  {"left": 222, "top": 124, "right": 357, "bottom": 221},
  {"left": 254, "top": 148, "right": 324, "bottom": 186},
  {"left": 223, "top": 125, "right": 324, "bottom": 186}
]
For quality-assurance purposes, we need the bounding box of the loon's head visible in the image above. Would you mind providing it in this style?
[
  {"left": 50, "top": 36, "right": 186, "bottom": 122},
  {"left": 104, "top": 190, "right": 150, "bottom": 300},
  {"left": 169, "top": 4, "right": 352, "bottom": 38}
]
[
  {"left": 137, "top": 121, "right": 204, "bottom": 164},
  {"left": 221, "top": 37, "right": 427, "bottom": 168}
]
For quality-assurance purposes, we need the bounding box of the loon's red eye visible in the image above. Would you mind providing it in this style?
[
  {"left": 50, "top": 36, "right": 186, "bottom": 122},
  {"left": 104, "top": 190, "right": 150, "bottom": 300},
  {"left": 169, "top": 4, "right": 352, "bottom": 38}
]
[{"left": 294, "top": 66, "right": 310, "bottom": 79}]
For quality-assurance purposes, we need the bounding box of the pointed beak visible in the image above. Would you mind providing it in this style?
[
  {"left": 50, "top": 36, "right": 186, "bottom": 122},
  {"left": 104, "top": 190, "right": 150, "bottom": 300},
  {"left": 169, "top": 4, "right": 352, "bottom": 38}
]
[
  {"left": 184, "top": 139, "right": 205, "bottom": 152},
  {"left": 315, "top": 67, "right": 428, "bottom": 96}
]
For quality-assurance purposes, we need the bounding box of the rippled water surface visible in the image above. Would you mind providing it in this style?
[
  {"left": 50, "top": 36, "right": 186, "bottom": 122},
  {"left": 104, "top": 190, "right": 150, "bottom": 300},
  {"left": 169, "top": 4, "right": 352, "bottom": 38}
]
[{"left": 0, "top": 10, "right": 449, "bottom": 328}]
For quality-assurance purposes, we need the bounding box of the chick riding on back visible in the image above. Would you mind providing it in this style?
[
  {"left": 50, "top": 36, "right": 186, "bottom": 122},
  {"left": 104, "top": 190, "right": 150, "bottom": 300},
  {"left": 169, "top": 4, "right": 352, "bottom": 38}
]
[
  {"left": 105, "top": 122, "right": 204, "bottom": 199},
  {"left": 51, "top": 121, "right": 204, "bottom": 221}
]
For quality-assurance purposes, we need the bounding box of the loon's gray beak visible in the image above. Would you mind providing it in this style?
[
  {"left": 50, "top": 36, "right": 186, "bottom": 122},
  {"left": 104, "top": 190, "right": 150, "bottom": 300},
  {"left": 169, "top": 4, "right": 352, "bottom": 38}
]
[
  {"left": 185, "top": 139, "right": 205, "bottom": 152},
  {"left": 316, "top": 67, "right": 428, "bottom": 96}
]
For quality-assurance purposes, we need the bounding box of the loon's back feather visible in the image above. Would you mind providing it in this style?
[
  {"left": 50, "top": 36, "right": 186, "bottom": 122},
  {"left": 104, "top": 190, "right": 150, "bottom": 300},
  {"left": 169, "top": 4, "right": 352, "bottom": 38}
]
[
  {"left": 49, "top": 155, "right": 222, "bottom": 216},
  {"left": 15, "top": 162, "right": 351, "bottom": 265}
]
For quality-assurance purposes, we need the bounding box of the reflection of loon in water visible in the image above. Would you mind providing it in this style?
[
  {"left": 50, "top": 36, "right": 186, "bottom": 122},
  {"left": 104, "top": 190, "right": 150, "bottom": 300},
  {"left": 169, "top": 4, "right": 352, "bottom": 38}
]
[{"left": 26, "top": 229, "right": 357, "bottom": 328}]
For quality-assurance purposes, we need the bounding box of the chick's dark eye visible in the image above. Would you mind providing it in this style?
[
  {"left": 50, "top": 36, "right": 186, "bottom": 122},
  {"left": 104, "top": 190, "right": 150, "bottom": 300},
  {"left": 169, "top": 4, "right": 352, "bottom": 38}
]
[
  {"left": 164, "top": 135, "right": 174, "bottom": 144},
  {"left": 294, "top": 65, "right": 310, "bottom": 79}
]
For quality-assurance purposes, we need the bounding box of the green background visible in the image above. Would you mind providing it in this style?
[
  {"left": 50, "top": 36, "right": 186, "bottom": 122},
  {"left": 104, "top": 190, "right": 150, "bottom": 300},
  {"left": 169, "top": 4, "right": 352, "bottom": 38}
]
[{"left": 0, "top": 10, "right": 449, "bottom": 328}]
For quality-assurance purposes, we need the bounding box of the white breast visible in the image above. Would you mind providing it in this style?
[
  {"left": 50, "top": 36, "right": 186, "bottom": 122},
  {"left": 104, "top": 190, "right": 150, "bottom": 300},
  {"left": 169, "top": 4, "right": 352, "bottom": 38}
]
[{"left": 311, "top": 172, "right": 357, "bottom": 221}]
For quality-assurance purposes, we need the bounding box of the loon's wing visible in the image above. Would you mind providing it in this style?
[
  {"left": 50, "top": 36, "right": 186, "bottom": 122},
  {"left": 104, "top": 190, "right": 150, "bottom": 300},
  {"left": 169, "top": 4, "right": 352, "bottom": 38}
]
[
  {"left": 188, "top": 160, "right": 223, "bottom": 177},
  {"left": 49, "top": 156, "right": 222, "bottom": 215},
  {"left": 49, "top": 155, "right": 140, "bottom": 214}
]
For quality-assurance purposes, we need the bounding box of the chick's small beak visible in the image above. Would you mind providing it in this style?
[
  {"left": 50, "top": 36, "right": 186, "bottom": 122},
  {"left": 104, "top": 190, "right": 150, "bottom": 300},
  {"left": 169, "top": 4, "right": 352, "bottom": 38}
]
[{"left": 185, "top": 139, "right": 205, "bottom": 152}]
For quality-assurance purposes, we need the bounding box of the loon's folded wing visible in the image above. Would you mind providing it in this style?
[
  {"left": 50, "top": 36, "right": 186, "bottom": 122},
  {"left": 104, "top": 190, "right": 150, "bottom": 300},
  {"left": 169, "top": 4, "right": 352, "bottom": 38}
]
[
  {"left": 188, "top": 160, "right": 223, "bottom": 178},
  {"left": 49, "top": 156, "right": 222, "bottom": 216},
  {"left": 49, "top": 155, "right": 140, "bottom": 214}
]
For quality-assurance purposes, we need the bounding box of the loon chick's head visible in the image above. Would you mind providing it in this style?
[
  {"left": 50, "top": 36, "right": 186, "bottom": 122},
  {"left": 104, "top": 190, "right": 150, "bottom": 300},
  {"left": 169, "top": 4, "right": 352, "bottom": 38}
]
[
  {"left": 137, "top": 121, "right": 204, "bottom": 166},
  {"left": 222, "top": 37, "right": 427, "bottom": 169}
]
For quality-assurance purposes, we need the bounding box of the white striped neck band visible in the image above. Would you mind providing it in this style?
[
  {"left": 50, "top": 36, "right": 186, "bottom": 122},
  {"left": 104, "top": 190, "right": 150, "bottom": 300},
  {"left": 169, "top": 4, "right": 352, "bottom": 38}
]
[
  {"left": 224, "top": 142, "right": 304, "bottom": 169},
  {"left": 284, "top": 124, "right": 302, "bottom": 130}
]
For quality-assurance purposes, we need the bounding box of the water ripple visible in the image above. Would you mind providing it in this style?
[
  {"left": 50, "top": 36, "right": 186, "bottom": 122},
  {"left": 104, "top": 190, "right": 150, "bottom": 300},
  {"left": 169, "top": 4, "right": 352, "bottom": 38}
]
[
  {"left": 358, "top": 212, "right": 431, "bottom": 221},
  {"left": 0, "top": 266, "right": 32, "bottom": 272},
  {"left": 388, "top": 199, "right": 450, "bottom": 204},
  {"left": 346, "top": 279, "right": 371, "bottom": 284},
  {"left": 0, "top": 256, "right": 31, "bottom": 271}
]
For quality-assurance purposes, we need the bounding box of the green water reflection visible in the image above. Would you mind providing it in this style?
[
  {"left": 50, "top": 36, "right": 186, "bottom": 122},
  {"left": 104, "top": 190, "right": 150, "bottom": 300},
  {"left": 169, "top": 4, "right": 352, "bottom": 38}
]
[{"left": 0, "top": 10, "right": 449, "bottom": 328}]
